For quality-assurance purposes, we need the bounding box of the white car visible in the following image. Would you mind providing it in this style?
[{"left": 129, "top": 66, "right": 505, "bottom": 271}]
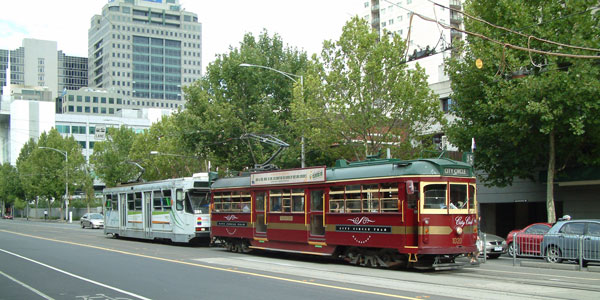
[{"left": 80, "top": 213, "right": 104, "bottom": 229}]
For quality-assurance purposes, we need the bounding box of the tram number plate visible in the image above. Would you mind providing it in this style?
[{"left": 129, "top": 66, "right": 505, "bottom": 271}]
[{"left": 452, "top": 238, "right": 462, "bottom": 244}]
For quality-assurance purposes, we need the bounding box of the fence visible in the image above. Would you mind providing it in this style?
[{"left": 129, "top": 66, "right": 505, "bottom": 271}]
[
  {"left": 11, "top": 207, "right": 103, "bottom": 220},
  {"left": 511, "top": 232, "right": 600, "bottom": 270}
]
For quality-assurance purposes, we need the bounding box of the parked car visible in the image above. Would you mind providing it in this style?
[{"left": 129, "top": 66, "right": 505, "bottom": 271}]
[
  {"left": 479, "top": 233, "right": 507, "bottom": 259},
  {"left": 541, "top": 219, "right": 600, "bottom": 264},
  {"left": 506, "top": 222, "right": 552, "bottom": 257},
  {"left": 80, "top": 213, "right": 104, "bottom": 229},
  {"left": 2, "top": 215, "right": 13, "bottom": 220}
]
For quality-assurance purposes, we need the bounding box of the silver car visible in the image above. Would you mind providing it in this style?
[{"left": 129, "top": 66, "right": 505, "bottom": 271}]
[
  {"left": 80, "top": 213, "right": 104, "bottom": 229},
  {"left": 478, "top": 233, "right": 508, "bottom": 259}
]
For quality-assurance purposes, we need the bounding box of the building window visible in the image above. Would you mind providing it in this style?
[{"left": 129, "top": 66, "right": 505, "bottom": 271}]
[
  {"left": 441, "top": 97, "right": 453, "bottom": 113},
  {"left": 93, "top": 97, "right": 98, "bottom": 103},
  {"left": 68, "top": 106, "right": 74, "bottom": 112},
  {"left": 85, "top": 96, "right": 90, "bottom": 102},
  {"left": 85, "top": 107, "right": 90, "bottom": 113},
  {"left": 77, "top": 106, "right": 82, "bottom": 112},
  {"left": 77, "top": 96, "right": 83, "bottom": 102},
  {"left": 101, "top": 97, "right": 107, "bottom": 104},
  {"left": 56, "top": 125, "right": 70, "bottom": 134},
  {"left": 78, "top": 141, "right": 86, "bottom": 149}
]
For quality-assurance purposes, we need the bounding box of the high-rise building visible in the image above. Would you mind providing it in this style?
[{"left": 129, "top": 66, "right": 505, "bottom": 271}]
[
  {"left": 88, "top": 0, "right": 202, "bottom": 110},
  {"left": 0, "top": 39, "right": 88, "bottom": 99}
]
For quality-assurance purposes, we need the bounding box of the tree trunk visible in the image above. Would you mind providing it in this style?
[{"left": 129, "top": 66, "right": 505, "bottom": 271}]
[{"left": 546, "top": 130, "right": 557, "bottom": 223}]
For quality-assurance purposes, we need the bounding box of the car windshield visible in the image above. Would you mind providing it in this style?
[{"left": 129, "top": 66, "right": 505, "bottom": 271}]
[{"left": 90, "top": 214, "right": 103, "bottom": 219}]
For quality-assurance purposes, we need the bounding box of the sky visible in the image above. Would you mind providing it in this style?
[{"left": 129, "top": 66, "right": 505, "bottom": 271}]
[{"left": 0, "top": 0, "right": 363, "bottom": 72}]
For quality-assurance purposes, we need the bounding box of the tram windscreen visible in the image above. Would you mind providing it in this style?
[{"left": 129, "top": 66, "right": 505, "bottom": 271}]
[{"left": 187, "top": 190, "right": 210, "bottom": 214}]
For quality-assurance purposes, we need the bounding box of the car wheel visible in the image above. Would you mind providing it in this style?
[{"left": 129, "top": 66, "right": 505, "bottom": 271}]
[
  {"left": 488, "top": 254, "right": 501, "bottom": 259},
  {"left": 545, "top": 246, "right": 562, "bottom": 263},
  {"left": 81, "top": 222, "right": 85, "bottom": 228},
  {"left": 508, "top": 242, "right": 518, "bottom": 257}
]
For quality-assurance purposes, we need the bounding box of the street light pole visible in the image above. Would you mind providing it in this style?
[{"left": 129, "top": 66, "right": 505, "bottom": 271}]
[
  {"left": 239, "top": 63, "right": 306, "bottom": 168},
  {"left": 39, "top": 146, "right": 69, "bottom": 222}
]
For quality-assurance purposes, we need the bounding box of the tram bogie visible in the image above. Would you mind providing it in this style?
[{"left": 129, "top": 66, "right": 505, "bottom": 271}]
[{"left": 211, "top": 158, "right": 478, "bottom": 270}]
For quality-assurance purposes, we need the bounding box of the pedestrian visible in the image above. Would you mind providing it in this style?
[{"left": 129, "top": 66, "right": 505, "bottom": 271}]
[{"left": 44, "top": 210, "right": 48, "bottom": 221}]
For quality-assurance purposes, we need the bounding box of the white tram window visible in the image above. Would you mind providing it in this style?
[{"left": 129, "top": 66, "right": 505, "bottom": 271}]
[
  {"left": 153, "top": 191, "right": 163, "bottom": 210},
  {"left": 449, "top": 184, "right": 467, "bottom": 209},
  {"left": 162, "top": 190, "right": 172, "bottom": 211},
  {"left": 292, "top": 189, "right": 304, "bottom": 212},
  {"left": 109, "top": 194, "right": 118, "bottom": 211},
  {"left": 176, "top": 189, "right": 184, "bottom": 211},
  {"left": 424, "top": 184, "right": 447, "bottom": 209},
  {"left": 105, "top": 194, "right": 112, "bottom": 211},
  {"left": 134, "top": 192, "right": 142, "bottom": 211},
  {"left": 127, "top": 193, "right": 135, "bottom": 211}
]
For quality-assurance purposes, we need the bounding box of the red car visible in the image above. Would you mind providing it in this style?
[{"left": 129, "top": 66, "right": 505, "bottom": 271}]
[
  {"left": 506, "top": 222, "right": 552, "bottom": 256},
  {"left": 2, "top": 215, "right": 13, "bottom": 220}
]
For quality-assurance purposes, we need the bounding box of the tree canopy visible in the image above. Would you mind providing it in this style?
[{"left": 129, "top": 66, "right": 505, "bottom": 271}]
[
  {"left": 180, "top": 30, "right": 309, "bottom": 172},
  {"left": 445, "top": 0, "right": 600, "bottom": 222},
  {"left": 294, "top": 17, "right": 443, "bottom": 161}
]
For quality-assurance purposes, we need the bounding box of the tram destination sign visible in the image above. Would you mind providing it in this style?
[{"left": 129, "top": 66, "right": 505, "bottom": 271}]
[
  {"left": 443, "top": 167, "right": 470, "bottom": 177},
  {"left": 251, "top": 167, "right": 326, "bottom": 186}
]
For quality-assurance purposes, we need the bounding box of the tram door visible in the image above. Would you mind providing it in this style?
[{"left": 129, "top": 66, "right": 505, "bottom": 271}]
[
  {"left": 402, "top": 182, "right": 419, "bottom": 247},
  {"left": 144, "top": 191, "right": 152, "bottom": 238},
  {"left": 308, "top": 189, "right": 326, "bottom": 241},
  {"left": 253, "top": 191, "right": 267, "bottom": 238},
  {"left": 119, "top": 193, "right": 127, "bottom": 231}
]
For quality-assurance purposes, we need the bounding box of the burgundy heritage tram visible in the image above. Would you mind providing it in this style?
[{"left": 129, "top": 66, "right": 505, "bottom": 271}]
[{"left": 210, "top": 158, "right": 478, "bottom": 270}]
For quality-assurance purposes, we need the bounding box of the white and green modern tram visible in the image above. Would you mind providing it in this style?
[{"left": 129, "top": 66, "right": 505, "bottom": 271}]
[{"left": 103, "top": 173, "right": 213, "bottom": 243}]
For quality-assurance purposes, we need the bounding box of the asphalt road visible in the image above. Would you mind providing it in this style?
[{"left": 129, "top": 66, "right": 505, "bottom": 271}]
[{"left": 1, "top": 219, "right": 599, "bottom": 300}]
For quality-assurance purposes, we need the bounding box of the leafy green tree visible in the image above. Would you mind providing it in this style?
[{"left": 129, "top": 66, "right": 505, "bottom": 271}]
[
  {"left": 0, "top": 163, "right": 21, "bottom": 216},
  {"left": 445, "top": 0, "right": 600, "bottom": 222},
  {"left": 294, "top": 17, "right": 443, "bottom": 161},
  {"left": 90, "top": 126, "right": 140, "bottom": 187},
  {"left": 16, "top": 139, "right": 41, "bottom": 216},
  {"left": 181, "top": 30, "right": 309, "bottom": 171},
  {"left": 129, "top": 114, "right": 205, "bottom": 180}
]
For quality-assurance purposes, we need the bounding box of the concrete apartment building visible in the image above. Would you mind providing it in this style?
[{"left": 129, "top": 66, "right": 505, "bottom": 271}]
[{"left": 88, "top": 0, "right": 202, "bottom": 110}]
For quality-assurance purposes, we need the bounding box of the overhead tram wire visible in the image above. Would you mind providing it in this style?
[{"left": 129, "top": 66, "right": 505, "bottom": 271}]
[
  {"left": 382, "top": 0, "right": 600, "bottom": 60},
  {"left": 426, "top": 0, "right": 600, "bottom": 53}
]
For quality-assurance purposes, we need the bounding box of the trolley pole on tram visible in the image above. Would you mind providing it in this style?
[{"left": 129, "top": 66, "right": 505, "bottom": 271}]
[{"left": 239, "top": 63, "right": 305, "bottom": 168}]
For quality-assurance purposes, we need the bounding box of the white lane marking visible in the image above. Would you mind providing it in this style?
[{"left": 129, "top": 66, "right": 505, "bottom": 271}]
[
  {"left": 0, "top": 248, "right": 151, "bottom": 300},
  {"left": 0, "top": 269, "right": 55, "bottom": 300}
]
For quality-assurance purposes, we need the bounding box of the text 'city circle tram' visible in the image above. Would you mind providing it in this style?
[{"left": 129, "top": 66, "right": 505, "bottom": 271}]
[{"left": 210, "top": 157, "right": 478, "bottom": 270}]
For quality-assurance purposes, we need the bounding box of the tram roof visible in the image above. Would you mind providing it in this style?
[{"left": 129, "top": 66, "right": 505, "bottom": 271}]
[
  {"left": 103, "top": 174, "right": 211, "bottom": 193},
  {"left": 211, "top": 158, "right": 473, "bottom": 190}
]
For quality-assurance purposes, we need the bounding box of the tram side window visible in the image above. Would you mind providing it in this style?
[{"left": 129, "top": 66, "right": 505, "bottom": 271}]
[
  {"left": 213, "top": 192, "right": 230, "bottom": 212},
  {"left": 176, "top": 189, "right": 185, "bottom": 211},
  {"left": 153, "top": 190, "right": 163, "bottom": 210},
  {"left": 230, "top": 192, "right": 242, "bottom": 212},
  {"left": 255, "top": 192, "right": 266, "bottom": 211},
  {"left": 449, "top": 184, "right": 467, "bottom": 209},
  {"left": 105, "top": 194, "right": 112, "bottom": 211},
  {"left": 424, "top": 184, "right": 446, "bottom": 209},
  {"left": 134, "top": 192, "right": 142, "bottom": 211},
  {"left": 127, "top": 193, "right": 135, "bottom": 211},
  {"left": 362, "top": 184, "right": 380, "bottom": 212},
  {"left": 345, "top": 185, "right": 361, "bottom": 212},
  {"left": 468, "top": 185, "right": 475, "bottom": 210},
  {"left": 329, "top": 186, "right": 345, "bottom": 212},
  {"left": 292, "top": 189, "right": 304, "bottom": 212},
  {"left": 240, "top": 192, "right": 251, "bottom": 213},
  {"left": 380, "top": 183, "right": 399, "bottom": 212},
  {"left": 162, "top": 190, "right": 172, "bottom": 210},
  {"left": 270, "top": 189, "right": 283, "bottom": 212},
  {"left": 111, "top": 194, "right": 118, "bottom": 211}
]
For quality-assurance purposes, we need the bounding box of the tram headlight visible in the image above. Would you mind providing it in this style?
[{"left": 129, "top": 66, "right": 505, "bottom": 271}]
[{"left": 455, "top": 226, "right": 463, "bottom": 235}]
